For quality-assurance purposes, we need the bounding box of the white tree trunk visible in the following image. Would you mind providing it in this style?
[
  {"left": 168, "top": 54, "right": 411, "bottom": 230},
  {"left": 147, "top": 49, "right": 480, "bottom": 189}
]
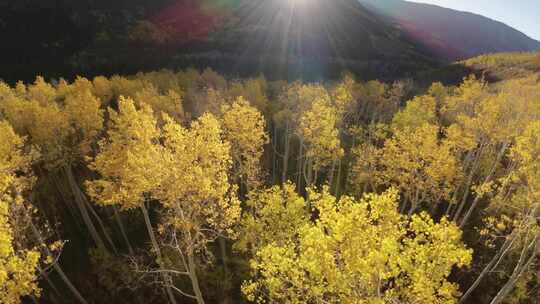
[{"left": 140, "top": 203, "right": 178, "bottom": 304}]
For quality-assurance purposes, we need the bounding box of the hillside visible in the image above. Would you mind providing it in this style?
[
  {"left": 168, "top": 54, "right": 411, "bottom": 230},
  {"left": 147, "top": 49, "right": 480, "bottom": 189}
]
[
  {"left": 2, "top": 0, "right": 538, "bottom": 82},
  {"left": 359, "top": 0, "right": 540, "bottom": 61},
  {"left": 170, "top": 0, "right": 437, "bottom": 79},
  {"left": 414, "top": 52, "right": 540, "bottom": 86},
  {"left": 460, "top": 52, "right": 540, "bottom": 80},
  {"left": 0, "top": 0, "right": 437, "bottom": 82}
]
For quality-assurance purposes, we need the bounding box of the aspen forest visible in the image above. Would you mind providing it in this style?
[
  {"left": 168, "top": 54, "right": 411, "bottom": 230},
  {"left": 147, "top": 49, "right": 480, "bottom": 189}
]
[{"left": 0, "top": 56, "right": 539, "bottom": 304}]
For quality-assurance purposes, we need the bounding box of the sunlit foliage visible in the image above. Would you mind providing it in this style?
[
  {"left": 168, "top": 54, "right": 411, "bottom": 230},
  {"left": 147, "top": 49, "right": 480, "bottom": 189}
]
[
  {"left": 242, "top": 187, "right": 472, "bottom": 304},
  {"left": 0, "top": 66, "right": 539, "bottom": 304}
]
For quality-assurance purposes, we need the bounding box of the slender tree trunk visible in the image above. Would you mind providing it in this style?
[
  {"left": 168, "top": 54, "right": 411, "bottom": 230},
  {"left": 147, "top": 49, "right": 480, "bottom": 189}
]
[
  {"left": 296, "top": 139, "right": 304, "bottom": 190},
  {"left": 490, "top": 241, "right": 538, "bottom": 304},
  {"left": 187, "top": 250, "right": 205, "bottom": 304},
  {"left": 459, "top": 236, "right": 515, "bottom": 304},
  {"left": 407, "top": 205, "right": 416, "bottom": 216},
  {"left": 328, "top": 158, "right": 336, "bottom": 192},
  {"left": 140, "top": 203, "right": 178, "bottom": 304},
  {"left": 460, "top": 142, "right": 509, "bottom": 228},
  {"left": 445, "top": 202, "right": 454, "bottom": 217},
  {"left": 29, "top": 221, "right": 88, "bottom": 304},
  {"left": 408, "top": 188, "right": 422, "bottom": 215},
  {"left": 81, "top": 190, "right": 118, "bottom": 254},
  {"left": 304, "top": 158, "right": 313, "bottom": 188},
  {"left": 51, "top": 174, "right": 82, "bottom": 229},
  {"left": 335, "top": 159, "right": 342, "bottom": 197},
  {"left": 452, "top": 145, "right": 485, "bottom": 222},
  {"left": 67, "top": 165, "right": 118, "bottom": 253},
  {"left": 271, "top": 123, "right": 277, "bottom": 184},
  {"left": 218, "top": 237, "right": 232, "bottom": 304},
  {"left": 38, "top": 266, "right": 62, "bottom": 301},
  {"left": 445, "top": 150, "right": 476, "bottom": 217},
  {"left": 53, "top": 263, "right": 88, "bottom": 304},
  {"left": 281, "top": 123, "right": 290, "bottom": 184},
  {"left": 64, "top": 165, "right": 107, "bottom": 251},
  {"left": 400, "top": 195, "right": 409, "bottom": 214},
  {"left": 113, "top": 207, "right": 134, "bottom": 256}
]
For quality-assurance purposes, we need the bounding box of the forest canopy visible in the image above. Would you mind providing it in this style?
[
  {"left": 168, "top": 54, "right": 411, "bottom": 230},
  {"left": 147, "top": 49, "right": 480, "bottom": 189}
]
[{"left": 1, "top": 66, "right": 540, "bottom": 304}]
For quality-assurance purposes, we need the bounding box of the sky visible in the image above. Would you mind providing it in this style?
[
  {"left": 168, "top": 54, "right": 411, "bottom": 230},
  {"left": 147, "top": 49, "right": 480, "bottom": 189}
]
[{"left": 410, "top": 0, "right": 540, "bottom": 41}]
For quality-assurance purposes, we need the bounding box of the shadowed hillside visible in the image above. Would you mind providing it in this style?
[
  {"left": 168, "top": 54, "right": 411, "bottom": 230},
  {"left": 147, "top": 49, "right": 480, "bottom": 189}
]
[
  {"left": 171, "top": 0, "right": 437, "bottom": 79},
  {"left": 0, "top": 0, "right": 437, "bottom": 82}
]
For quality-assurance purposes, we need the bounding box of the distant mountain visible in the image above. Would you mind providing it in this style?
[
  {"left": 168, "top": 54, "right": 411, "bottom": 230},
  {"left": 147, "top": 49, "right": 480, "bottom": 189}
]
[
  {"left": 7, "top": 0, "right": 538, "bottom": 82},
  {"left": 170, "top": 0, "right": 437, "bottom": 80},
  {"left": 0, "top": 0, "right": 441, "bottom": 82},
  {"left": 358, "top": 0, "right": 540, "bottom": 61}
]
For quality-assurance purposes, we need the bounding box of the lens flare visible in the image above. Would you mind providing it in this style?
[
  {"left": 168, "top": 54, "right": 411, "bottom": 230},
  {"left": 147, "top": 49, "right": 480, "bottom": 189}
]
[{"left": 149, "top": 0, "right": 240, "bottom": 45}]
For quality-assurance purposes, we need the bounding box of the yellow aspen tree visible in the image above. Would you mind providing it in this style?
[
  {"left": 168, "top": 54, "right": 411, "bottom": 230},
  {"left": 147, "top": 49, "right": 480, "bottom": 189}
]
[
  {"left": 135, "top": 70, "right": 183, "bottom": 94},
  {"left": 487, "top": 121, "right": 540, "bottom": 304},
  {"left": 271, "top": 107, "right": 294, "bottom": 184},
  {"left": 329, "top": 75, "right": 355, "bottom": 194},
  {"left": 297, "top": 90, "right": 344, "bottom": 187},
  {"left": 0, "top": 81, "right": 16, "bottom": 104},
  {"left": 377, "top": 123, "right": 460, "bottom": 215},
  {"left": 218, "top": 94, "right": 268, "bottom": 303},
  {"left": 349, "top": 140, "right": 382, "bottom": 195},
  {"left": 0, "top": 78, "right": 112, "bottom": 252},
  {"left": 0, "top": 121, "right": 41, "bottom": 304},
  {"left": 427, "top": 82, "right": 450, "bottom": 114},
  {"left": 227, "top": 77, "right": 269, "bottom": 113},
  {"left": 243, "top": 77, "right": 269, "bottom": 112},
  {"left": 201, "top": 68, "right": 227, "bottom": 90},
  {"left": 26, "top": 76, "right": 57, "bottom": 105},
  {"left": 220, "top": 96, "right": 268, "bottom": 191},
  {"left": 0, "top": 121, "right": 66, "bottom": 304},
  {"left": 176, "top": 68, "right": 203, "bottom": 91},
  {"left": 108, "top": 76, "right": 148, "bottom": 100},
  {"left": 346, "top": 121, "right": 391, "bottom": 197},
  {"left": 59, "top": 81, "right": 117, "bottom": 253},
  {"left": 462, "top": 121, "right": 540, "bottom": 304},
  {"left": 156, "top": 113, "right": 241, "bottom": 304},
  {"left": 441, "top": 76, "right": 510, "bottom": 225},
  {"left": 63, "top": 88, "right": 104, "bottom": 158},
  {"left": 86, "top": 97, "right": 177, "bottom": 304},
  {"left": 445, "top": 76, "right": 539, "bottom": 226},
  {"left": 234, "top": 182, "right": 310, "bottom": 255},
  {"left": 88, "top": 98, "right": 240, "bottom": 304},
  {"left": 92, "top": 76, "right": 114, "bottom": 106},
  {"left": 242, "top": 187, "right": 472, "bottom": 304},
  {"left": 332, "top": 74, "right": 355, "bottom": 114},
  {"left": 1, "top": 96, "right": 71, "bottom": 167},
  {"left": 392, "top": 95, "right": 438, "bottom": 131},
  {"left": 134, "top": 84, "right": 184, "bottom": 123},
  {"left": 0, "top": 89, "right": 87, "bottom": 303},
  {"left": 189, "top": 88, "right": 225, "bottom": 118},
  {"left": 0, "top": 197, "right": 41, "bottom": 304},
  {"left": 355, "top": 80, "right": 400, "bottom": 124},
  {"left": 274, "top": 82, "right": 324, "bottom": 185}
]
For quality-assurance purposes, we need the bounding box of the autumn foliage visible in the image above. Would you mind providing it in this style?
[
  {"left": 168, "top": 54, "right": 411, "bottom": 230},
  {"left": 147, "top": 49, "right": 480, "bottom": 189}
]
[{"left": 0, "top": 68, "right": 539, "bottom": 304}]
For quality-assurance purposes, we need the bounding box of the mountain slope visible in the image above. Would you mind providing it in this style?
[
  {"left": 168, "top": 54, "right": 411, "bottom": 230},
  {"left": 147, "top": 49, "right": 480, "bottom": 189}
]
[
  {"left": 410, "top": 51, "right": 540, "bottom": 88},
  {"left": 2, "top": 0, "right": 539, "bottom": 82},
  {"left": 169, "top": 0, "right": 437, "bottom": 79},
  {"left": 358, "top": 0, "right": 540, "bottom": 61}
]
